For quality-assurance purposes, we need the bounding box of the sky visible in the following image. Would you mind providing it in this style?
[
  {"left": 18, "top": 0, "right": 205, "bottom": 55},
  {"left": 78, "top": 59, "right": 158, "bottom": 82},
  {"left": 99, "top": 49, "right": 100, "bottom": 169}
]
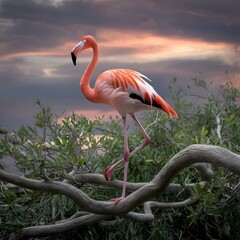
[{"left": 0, "top": 0, "right": 240, "bottom": 131}]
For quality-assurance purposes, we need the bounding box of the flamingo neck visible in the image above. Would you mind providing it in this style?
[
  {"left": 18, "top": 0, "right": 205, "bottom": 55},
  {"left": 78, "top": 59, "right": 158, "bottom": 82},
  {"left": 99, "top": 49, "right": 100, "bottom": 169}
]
[{"left": 80, "top": 42, "right": 98, "bottom": 103}]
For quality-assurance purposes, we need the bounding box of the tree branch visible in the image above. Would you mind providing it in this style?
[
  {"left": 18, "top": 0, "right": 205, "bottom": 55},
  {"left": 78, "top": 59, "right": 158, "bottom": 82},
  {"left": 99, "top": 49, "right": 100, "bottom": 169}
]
[
  {"left": 9, "top": 213, "right": 110, "bottom": 240},
  {"left": 0, "top": 144, "right": 239, "bottom": 216},
  {"left": 1, "top": 144, "right": 240, "bottom": 239},
  {"left": 9, "top": 184, "right": 205, "bottom": 240},
  {"left": 73, "top": 168, "right": 213, "bottom": 191}
]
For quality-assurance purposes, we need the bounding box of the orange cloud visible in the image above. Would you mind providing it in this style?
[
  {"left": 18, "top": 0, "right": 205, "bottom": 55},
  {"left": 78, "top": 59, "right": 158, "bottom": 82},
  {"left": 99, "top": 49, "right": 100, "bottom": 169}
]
[
  {"left": 96, "top": 29, "right": 239, "bottom": 65},
  {"left": 1, "top": 29, "right": 239, "bottom": 75}
]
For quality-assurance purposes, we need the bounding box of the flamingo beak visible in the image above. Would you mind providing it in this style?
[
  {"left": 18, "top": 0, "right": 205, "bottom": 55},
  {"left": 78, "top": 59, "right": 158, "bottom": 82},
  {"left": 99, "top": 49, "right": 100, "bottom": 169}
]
[
  {"left": 71, "top": 40, "right": 86, "bottom": 66},
  {"left": 71, "top": 52, "right": 77, "bottom": 66}
]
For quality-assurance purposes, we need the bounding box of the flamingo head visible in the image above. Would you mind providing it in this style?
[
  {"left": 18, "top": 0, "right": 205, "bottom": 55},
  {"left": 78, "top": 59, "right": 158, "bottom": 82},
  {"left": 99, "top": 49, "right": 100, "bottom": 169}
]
[{"left": 71, "top": 35, "right": 95, "bottom": 65}]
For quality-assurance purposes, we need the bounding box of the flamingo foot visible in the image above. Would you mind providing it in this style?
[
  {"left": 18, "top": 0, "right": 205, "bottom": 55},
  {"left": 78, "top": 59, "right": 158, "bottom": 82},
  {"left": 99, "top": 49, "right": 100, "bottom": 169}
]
[
  {"left": 104, "top": 165, "right": 113, "bottom": 181},
  {"left": 104, "top": 159, "right": 124, "bottom": 181},
  {"left": 109, "top": 196, "right": 125, "bottom": 204}
]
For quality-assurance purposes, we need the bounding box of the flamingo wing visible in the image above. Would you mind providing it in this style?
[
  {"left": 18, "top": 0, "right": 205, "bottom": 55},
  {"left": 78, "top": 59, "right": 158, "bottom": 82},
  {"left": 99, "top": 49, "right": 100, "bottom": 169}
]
[{"left": 97, "top": 69, "right": 178, "bottom": 118}]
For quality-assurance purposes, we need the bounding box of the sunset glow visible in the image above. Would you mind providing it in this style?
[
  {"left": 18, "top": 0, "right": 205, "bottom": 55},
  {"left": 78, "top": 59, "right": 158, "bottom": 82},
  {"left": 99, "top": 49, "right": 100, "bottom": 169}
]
[
  {"left": 97, "top": 30, "right": 238, "bottom": 65},
  {"left": 0, "top": 0, "right": 239, "bottom": 130}
]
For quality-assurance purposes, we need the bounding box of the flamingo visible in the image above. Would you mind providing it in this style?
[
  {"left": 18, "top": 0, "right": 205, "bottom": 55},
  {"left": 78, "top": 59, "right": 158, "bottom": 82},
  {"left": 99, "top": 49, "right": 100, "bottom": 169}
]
[{"left": 71, "top": 35, "right": 178, "bottom": 204}]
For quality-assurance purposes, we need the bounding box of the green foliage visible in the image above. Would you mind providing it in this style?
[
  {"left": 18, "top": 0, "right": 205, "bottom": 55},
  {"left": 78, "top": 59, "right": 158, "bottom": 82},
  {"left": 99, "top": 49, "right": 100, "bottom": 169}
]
[
  {"left": 2, "top": 100, "right": 109, "bottom": 179},
  {"left": 0, "top": 76, "right": 239, "bottom": 239}
]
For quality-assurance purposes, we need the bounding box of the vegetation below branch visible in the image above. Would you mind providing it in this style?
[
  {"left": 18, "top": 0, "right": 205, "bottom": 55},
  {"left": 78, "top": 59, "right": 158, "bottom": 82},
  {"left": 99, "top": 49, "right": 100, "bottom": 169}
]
[{"left": 0, "top": 76, "right": 239, "bottom": 239}]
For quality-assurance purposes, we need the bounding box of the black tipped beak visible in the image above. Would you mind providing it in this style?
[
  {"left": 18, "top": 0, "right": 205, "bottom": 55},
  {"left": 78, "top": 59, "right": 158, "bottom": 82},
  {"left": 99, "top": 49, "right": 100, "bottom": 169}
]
[{"left": 71, "top": 52, "right": 77, "bottom": 66}]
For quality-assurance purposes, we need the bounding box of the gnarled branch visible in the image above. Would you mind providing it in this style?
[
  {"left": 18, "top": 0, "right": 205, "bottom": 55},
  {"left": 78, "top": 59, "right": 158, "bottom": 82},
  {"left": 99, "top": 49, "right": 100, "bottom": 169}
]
[{"left": 0, "top": 144, "right": 239, "bottom": 239}]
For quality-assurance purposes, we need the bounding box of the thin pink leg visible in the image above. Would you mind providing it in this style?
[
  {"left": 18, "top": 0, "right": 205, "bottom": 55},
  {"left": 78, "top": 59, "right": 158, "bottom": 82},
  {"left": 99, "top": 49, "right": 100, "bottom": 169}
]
[
  {"left": 104, "top": 114, "right": 152, "bottom": 204},
  {"left": 104, "top": 116, "right": 128, "bottom": 181},
  {"left": 109, "top": 116, "right": 129, "bottom": 204},
  {"left": 104, "top": 114, "right": 151, "bottom": 183},
  {"left": 130, "top": 113, "right": 151, "bottom": 146}
]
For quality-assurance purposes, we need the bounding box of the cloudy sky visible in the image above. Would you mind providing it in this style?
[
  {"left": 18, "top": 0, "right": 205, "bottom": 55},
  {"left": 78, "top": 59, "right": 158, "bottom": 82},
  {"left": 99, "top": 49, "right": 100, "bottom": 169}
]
[{"left": 0, "top": 0, "right": 240, "bottom": 130}]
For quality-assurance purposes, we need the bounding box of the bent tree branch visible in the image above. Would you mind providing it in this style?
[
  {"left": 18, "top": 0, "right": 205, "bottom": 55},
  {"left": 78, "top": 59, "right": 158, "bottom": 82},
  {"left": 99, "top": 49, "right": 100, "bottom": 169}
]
[{"left": 0, "top": 144, "right": 239, "bottom": 239}]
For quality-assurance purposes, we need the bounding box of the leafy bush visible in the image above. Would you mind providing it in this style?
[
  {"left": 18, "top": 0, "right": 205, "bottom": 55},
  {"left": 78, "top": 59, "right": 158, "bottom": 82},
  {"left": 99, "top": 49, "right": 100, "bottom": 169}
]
[{"left": 0, "top": 77, "right": 239, "bottom": 239}]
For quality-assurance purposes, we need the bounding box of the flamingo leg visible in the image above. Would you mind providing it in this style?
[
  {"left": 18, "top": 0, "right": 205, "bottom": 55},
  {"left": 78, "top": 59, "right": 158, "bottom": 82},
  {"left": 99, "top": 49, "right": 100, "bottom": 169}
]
[
  {"left": 129, "top": 113, "right": 151, "bottom": 147},
  {"left": 104, "top": 114, "right": 151, "bottom": 181},
  {"left": 104, "top": 114, "right": 151, "bottom": 204},
  {"left": 108, "top": 116, "right": 129, "bottom": 204}
]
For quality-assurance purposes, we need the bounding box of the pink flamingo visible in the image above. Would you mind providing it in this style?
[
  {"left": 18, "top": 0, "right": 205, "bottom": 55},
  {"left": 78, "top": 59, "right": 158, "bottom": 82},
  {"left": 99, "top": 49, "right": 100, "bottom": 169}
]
[{"left": 71, "top": 35, "right": 178, "bottom": 204}]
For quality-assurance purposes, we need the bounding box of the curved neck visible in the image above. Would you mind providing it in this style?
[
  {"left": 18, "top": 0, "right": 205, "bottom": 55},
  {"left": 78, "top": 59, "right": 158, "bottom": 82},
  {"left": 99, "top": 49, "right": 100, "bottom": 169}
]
[{"left": 80, "top": 42, "right": 98, "bottom": 103}]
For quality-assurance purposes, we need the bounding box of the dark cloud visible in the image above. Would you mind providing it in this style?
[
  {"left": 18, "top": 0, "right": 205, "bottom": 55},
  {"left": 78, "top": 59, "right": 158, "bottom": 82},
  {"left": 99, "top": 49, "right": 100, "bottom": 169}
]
[{"left": 1, "top": 0, "right": 240, "bottom": 58}]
